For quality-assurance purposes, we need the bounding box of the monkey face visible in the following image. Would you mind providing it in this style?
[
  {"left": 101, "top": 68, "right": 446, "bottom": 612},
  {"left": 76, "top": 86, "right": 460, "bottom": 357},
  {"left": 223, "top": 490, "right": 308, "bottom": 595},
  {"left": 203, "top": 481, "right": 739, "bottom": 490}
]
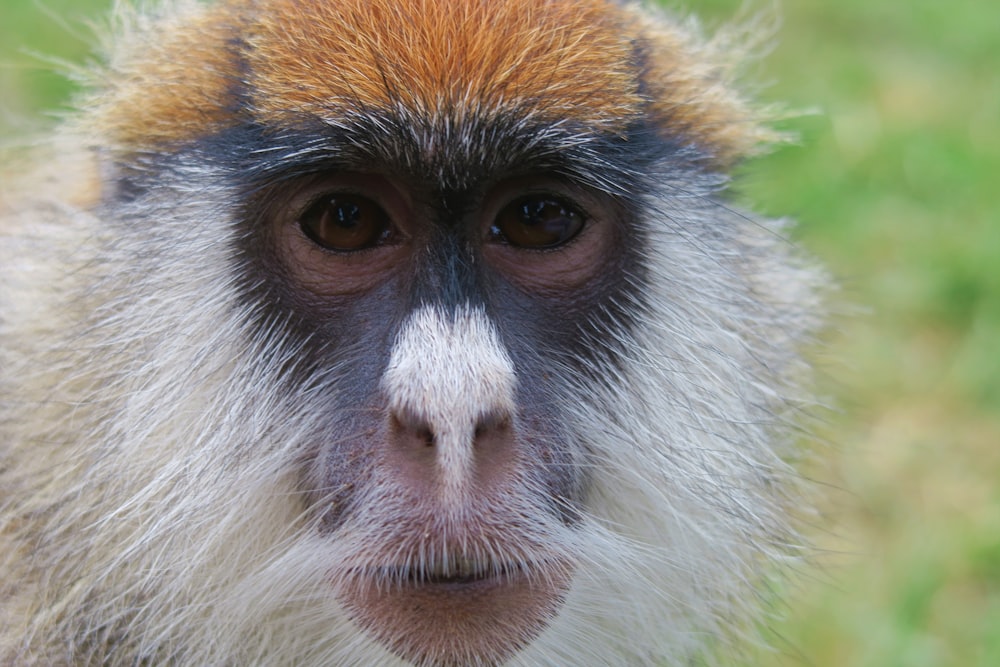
[
  {"left": 237, "top": 131, "right": 640, "bottom": 665},
  {"left": 0, "top": 1, "right": 821, "bottom": 665},
  {"left": 160, "top": 4, "right": 661, "bottom": 661}
]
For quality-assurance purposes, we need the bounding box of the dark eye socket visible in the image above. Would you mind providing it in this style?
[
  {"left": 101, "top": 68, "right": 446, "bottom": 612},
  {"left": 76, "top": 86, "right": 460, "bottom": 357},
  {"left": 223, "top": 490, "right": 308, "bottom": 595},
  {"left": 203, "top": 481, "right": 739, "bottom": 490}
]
[
  {"left": 489, "top": 195, "right": 586, "bottom": 249},
  {"left": 299, "top": 194, "right": 393, "bottom": 252}
]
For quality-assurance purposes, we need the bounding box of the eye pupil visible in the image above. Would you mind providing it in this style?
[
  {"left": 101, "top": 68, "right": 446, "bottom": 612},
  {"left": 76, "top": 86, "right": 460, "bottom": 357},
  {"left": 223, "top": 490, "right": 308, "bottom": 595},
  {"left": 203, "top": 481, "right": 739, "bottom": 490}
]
[
  {"left": 492, "top": 196, "right": 585, "bottom": 249},
  {"left": 299, "top": 195, "right": 390, "bottom": 251},
  {"left": 335, "top": 202, "right": 361, "bottom": 226}
]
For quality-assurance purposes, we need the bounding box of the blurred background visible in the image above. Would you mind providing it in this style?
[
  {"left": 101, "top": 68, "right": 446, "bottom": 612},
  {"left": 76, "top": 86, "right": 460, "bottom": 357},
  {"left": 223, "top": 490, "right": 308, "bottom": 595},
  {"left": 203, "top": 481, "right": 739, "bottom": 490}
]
[{"left": 2, "top": 0, "right": 998, "bottom": 664}]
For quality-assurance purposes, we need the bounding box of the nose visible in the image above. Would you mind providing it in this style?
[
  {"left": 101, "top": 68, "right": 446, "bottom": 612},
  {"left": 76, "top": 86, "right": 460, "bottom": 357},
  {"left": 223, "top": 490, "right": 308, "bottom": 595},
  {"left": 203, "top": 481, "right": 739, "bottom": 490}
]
[
  {"left": 388, "top": 406, "right": 516, "bottom": 494},
  {"left": 381, "top": 306, "right": 519, "bottom": 500}
]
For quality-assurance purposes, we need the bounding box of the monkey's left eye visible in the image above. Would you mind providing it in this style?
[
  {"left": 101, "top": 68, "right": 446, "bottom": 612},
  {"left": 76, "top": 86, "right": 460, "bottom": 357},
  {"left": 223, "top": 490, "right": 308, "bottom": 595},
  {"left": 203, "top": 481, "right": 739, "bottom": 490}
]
[
  {"left": 299, "top": 194, "right": 394, "bottom": 252},
  {"left": 489, "top": 196, "right": 586, "bottom": 249}
]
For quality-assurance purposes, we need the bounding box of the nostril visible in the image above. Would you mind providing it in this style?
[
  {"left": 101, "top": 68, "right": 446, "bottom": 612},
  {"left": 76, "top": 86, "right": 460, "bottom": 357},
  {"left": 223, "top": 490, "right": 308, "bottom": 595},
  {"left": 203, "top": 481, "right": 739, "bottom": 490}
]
[
  {"left": 474, "top": 413, "right": 511, "bottom": 442},
  {"left": 390, "top": 412, "right": 436, "bottom": 450},
  {"left": 387, "top": 408, "right": 518, "bottom": 493},
  {"left": 417, "top": 426, "right": 435, "bottom": 448}
]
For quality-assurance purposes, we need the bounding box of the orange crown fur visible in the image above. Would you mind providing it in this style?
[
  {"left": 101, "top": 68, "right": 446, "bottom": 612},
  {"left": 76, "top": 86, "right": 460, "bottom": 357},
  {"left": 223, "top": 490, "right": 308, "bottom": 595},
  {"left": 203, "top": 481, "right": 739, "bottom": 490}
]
[{"left": 93, "top": 0, "right": 766, "bottom": 167}]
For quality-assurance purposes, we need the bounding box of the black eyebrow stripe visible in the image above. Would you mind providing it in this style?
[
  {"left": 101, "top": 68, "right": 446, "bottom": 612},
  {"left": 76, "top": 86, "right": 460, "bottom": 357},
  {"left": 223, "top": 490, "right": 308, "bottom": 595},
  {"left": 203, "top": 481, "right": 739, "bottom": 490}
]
[{"left": 190, "top": 109, "right": 696, "bottom": 201}]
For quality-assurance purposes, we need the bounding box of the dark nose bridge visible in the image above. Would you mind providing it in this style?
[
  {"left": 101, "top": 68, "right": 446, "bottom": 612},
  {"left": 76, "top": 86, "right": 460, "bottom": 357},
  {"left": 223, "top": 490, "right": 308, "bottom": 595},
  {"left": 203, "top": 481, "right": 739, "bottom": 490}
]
[{"left": 411, "top": 225, "right": 484, "bottom": 312}]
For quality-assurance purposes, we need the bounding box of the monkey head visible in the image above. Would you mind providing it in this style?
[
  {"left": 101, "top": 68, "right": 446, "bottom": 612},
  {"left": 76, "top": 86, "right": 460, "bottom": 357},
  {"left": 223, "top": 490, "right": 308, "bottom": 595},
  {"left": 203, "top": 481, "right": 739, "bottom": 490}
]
[{"left": 0, "top": 1, "right": 822, "bottom": 665}]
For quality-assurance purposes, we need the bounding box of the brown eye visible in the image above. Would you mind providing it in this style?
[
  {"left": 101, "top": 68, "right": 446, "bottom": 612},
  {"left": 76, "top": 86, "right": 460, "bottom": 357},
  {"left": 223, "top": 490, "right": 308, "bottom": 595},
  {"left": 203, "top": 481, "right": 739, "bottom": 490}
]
[
  {"left": 299, "top": 194, "right": 392, "bottom": 251},
  {"left": 490, "top": 196, "right": 586, "bottom": 249}
]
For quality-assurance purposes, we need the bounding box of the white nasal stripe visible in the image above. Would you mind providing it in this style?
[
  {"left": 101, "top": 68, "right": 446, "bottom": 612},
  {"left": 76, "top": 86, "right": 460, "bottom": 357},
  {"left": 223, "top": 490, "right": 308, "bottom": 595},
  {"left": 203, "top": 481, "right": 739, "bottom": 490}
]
[{"left": 381, "top": 305, "right": 516, "bottom": 491}]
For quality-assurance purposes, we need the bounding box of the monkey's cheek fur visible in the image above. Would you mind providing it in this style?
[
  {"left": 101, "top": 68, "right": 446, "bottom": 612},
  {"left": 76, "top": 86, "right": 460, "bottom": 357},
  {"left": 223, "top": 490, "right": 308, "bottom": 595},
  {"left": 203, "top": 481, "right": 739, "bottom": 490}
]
[{"left": 337, "top": 562, "right": 572, "bottom": 666}]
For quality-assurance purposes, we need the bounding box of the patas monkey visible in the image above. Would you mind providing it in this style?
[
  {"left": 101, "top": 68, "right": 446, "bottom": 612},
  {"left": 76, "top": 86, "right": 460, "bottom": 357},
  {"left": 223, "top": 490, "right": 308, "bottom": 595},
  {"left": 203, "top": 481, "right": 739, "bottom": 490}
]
[{"left": 0, "top": 0, "right": 821, "bottom": 665}]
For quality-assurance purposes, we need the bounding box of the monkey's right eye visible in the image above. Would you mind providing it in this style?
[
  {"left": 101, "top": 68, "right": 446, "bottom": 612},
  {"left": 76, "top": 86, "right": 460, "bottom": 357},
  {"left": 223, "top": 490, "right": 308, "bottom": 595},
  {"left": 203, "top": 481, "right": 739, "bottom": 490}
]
[{"left": 299, "top": 194, "right": 393, "bottom": 252}]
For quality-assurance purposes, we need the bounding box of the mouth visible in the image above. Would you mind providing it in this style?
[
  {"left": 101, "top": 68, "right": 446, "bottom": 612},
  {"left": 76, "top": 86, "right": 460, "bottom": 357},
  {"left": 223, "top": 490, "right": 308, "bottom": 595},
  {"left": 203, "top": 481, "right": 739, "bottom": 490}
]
[
  {"left": 378, "top": 558, "right": 525, "bottom": 588},
  {"left": 338, "top": 554, "right": 572, "bottom": 666}
]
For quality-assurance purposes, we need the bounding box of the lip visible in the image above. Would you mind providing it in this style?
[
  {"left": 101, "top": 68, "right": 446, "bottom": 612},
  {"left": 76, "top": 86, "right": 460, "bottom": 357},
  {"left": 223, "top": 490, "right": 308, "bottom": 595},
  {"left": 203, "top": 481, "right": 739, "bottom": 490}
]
[
  {"left": 338, "top": 557, "right": 572, "bottom": 665},
  {"left": 376, "top": 559, "right": 526, "bottom": 588}
]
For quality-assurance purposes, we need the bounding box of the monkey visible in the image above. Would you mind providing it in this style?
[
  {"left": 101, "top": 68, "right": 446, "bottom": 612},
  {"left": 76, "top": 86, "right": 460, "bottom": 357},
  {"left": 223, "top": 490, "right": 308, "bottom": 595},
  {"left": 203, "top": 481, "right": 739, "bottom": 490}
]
[{"left": 0, "top": 0, "right": 823, "bottom": 665}]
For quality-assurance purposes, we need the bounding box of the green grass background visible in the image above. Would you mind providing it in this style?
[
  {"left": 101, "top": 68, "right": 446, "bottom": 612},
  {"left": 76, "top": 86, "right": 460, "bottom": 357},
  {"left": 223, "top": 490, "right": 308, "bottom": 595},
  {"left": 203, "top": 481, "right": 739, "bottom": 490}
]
[{"left": 2, "top": 1, "right": 998, "bottom": 664}]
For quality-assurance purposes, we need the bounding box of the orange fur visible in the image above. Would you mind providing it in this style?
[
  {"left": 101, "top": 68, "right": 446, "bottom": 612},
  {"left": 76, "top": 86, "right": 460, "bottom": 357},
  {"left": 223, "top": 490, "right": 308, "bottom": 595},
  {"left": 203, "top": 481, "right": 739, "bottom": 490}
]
[
  {"left": 246, "top": 0, "right": 641, "bottom": 129},
  {"left": 629, "top": 6, "right": 772, "bottom": 166},
  {"left": 97, "top": 0, "right": 765, "bottom": 167},
  {"left": 96, "top": 4, "right": 240, "bottom": 151}
]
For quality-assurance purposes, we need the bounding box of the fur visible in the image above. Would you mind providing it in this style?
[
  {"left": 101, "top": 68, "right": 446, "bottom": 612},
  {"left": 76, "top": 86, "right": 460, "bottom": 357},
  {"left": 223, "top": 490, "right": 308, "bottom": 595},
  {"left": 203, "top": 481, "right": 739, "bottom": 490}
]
[{"left": 0, "top": 1, "right": 822, "bottom": 665}]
